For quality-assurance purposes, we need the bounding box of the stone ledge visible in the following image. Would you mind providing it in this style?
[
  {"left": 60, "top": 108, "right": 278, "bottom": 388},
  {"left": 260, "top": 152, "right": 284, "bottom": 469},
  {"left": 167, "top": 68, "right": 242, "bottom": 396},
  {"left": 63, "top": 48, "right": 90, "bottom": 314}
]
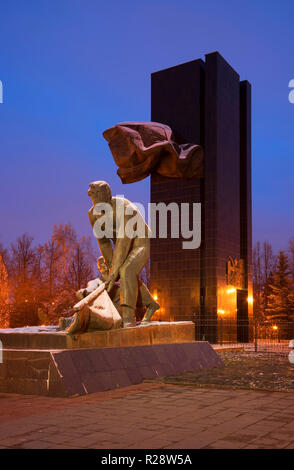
[
  {"left": 0, "top": 321, "right": 195, "bottom": 350},
  {"left": 0, "top": 341, "right": 223, "bottom": 397}
]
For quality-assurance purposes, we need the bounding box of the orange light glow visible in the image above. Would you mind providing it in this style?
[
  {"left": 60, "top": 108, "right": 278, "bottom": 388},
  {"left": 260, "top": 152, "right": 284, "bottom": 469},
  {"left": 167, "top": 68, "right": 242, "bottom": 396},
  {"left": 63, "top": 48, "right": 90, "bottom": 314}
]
[
  {"left": 227, "top": 288, "right": 236, "bottom": 294},
  {"left": 217, "top": 309, "right": 225, "bottom": 314},
  {"left": 247, "top": 296, "right": 253, "bottom": 304},
  {"left": 272, "top": 325, "right": 278, "bottom": 330}
]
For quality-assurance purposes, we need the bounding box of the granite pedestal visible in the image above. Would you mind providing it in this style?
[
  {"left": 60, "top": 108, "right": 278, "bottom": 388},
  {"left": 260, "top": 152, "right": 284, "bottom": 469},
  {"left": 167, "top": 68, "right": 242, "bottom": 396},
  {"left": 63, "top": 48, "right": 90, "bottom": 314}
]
[{"left": 0, "top": 322, "right": 223, "bottom": 397}]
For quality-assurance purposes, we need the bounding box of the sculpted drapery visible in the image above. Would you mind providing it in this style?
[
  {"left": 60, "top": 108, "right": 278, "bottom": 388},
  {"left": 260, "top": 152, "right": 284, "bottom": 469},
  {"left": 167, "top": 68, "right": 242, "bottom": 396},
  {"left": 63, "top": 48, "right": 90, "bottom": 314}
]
[{"left": 103, "top": 121, "right": 204, "bottom": 184}]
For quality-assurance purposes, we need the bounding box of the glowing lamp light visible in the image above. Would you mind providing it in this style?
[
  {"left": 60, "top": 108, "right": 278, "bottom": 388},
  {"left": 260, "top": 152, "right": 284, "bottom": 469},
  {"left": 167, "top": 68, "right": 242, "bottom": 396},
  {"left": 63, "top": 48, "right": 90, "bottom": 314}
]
[
  {"left": 272, "top": 325, "right": 278, "bottom": 331},
  {"left": 247, "top": 296, "right": 253, "bottom": 304},
  {"left": 227, "top": 288, "right": 236, "bottom": 294},
  {"left": 153, "top": 290, "right": 158, "bottom": 301},
  {"left": 217, "top": 309, "right": 225, "bottom": 315}
]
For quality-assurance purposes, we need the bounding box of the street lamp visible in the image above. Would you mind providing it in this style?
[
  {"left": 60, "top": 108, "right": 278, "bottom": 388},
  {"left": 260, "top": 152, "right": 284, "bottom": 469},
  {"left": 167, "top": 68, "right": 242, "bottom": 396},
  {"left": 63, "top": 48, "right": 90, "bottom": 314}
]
[
  {"left": 272, "top": 325, "right": 280, "bottom": 343},
  {"left": 227, "top": 288, "right": 236, "bottom": 294}
]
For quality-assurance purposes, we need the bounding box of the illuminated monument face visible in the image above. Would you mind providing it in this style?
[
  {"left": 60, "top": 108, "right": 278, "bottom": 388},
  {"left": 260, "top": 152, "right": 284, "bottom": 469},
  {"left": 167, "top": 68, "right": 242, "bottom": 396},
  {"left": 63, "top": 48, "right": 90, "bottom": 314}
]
[{"left": 150, "top": 52, "right": 253, "bottom": 343}]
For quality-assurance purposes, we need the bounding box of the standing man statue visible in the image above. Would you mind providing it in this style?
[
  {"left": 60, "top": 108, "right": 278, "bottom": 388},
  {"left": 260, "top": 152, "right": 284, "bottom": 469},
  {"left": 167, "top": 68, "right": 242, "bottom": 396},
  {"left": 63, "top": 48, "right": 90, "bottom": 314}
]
[{"left": 88, "top": 181, "right": 159, "bottom": 327}]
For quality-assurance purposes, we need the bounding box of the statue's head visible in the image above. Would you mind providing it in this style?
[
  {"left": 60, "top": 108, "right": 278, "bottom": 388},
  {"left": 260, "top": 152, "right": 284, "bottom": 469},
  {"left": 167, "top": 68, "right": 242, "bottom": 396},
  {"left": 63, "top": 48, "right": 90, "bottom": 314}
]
[
  {"left": 88, "top": 181, "right": 112, "bottom": 203},
  {"left": 97, "top": 256, "right": 109, "bottom": 279}
]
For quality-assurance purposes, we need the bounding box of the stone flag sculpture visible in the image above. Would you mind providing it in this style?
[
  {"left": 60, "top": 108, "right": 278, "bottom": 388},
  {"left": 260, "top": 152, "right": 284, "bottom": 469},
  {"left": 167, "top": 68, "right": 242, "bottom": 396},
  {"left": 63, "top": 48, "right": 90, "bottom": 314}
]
[{"left": 103, "top": 121, "right": 204, "bottom": 184}]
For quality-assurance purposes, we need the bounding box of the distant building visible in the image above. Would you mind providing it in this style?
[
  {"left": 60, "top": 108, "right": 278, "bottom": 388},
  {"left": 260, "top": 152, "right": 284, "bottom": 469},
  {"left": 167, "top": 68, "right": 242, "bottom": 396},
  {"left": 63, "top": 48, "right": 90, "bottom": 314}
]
[{"left": 150, "top": 52, "right": 253, "bottom": 343}]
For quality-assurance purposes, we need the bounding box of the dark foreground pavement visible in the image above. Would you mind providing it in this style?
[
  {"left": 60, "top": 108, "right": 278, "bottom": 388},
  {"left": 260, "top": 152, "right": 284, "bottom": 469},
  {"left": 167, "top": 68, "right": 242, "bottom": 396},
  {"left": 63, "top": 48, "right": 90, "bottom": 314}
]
[{"left": 0, "top": 383, "right": 294, "bottom": 449}]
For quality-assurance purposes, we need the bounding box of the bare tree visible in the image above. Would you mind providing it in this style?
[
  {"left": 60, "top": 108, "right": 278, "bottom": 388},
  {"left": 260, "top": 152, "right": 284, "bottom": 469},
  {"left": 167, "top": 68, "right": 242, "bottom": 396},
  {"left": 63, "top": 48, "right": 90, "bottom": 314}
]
[
  {"left": 43, "top": 239, "right": 61, "bottom": 298},
  {"left": 69, "top": 236, "right": 95, "bottom": 291},
  {"left": 52, "top": 223, "right": 77, "bottom": 287},
  {"left": 41, "top": 225, "right": 96, "bottom": 323},
  {"left": 0, "top": 251, "right": 9, "bottom": 328},
  {"left": 288, "top": 237, "right": 294, "bottom": 282},
  {"left": 1, "top": 225, "right": 97, "bottom": 327},
  {"left": 9, "top": 234, "right": 39, "bottom": 327},
  {"left": 0, "top": 242, "right": 10, "bottom": 271},
  {"left": 10, "top": 233, "right": 35, "bottom": 283},
  {"left": 262, "top": 241, "right": 274, "bottom": 283}
]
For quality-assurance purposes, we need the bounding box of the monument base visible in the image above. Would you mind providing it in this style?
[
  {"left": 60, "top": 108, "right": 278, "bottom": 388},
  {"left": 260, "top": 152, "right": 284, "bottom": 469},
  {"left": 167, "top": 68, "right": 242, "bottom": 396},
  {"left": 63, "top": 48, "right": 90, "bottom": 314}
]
[
  {"left": 0, "top": 323, "right": 224, "bottom": 397},
  {"left": 0, "top": 321, "right": 195, "bottom": 350}
]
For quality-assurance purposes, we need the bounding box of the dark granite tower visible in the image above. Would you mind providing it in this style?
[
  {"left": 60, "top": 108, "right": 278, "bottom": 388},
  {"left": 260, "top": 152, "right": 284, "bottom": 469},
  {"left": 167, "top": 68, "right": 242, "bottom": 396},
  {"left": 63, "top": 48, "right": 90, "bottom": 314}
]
[{"left": 150, "top": 52, "right": 252, "bottom": 343}]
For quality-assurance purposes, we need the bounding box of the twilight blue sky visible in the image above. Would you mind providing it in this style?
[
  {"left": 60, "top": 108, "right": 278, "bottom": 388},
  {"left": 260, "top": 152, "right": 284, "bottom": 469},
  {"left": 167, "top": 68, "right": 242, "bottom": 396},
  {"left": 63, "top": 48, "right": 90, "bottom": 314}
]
[{"left": 0, "top": 0, "right": 293, "bottom": 252}]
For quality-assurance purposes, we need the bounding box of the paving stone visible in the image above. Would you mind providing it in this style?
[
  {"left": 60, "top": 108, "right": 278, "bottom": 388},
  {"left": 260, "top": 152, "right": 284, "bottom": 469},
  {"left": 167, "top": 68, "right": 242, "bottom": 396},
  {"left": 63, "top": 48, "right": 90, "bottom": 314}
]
[
  {"left": 20, "top": 440, "right": 53, "bottom": 449},
  {"left": 129, "top": 437, "right": 174, "bottom": 449},
  {"left": 47, "top": 444, "right": 80, "bottom": 449},
  {"left": 279, "top": 422, "right": 294, "bottom": 432},
  {"left": 0, "top": 436, "right": 32, "bottom": 447},
  {"left": 159, "top": 428, "right": 197, "bottom": 442},
  {"left": 227, "top": 432, "right": 262, "bottom": 442},
  {"left": 268, "top": 430, "right": 294, "bottom": 440},
  {"left": 284, "top": 442, "right": 294, "bottom": 449},
  {"left": 250, "top": 437, "right": 287, "bottom": 449},
  {"left": 203, "top": 439, "right": 245, "bottom": 449},
  {"left": 165, "top": 437, "right": 207, "bottom": 449},
  {"left": 243, "top": 443, "right": 263, "bottom": 449},
  {"left": 0, "top": 384, "right": 294, "bottom": 449}
]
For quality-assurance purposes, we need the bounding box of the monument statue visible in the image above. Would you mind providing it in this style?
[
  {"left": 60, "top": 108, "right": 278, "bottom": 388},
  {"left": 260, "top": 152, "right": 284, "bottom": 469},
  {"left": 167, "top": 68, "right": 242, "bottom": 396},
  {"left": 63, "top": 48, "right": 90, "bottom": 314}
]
[
  {"left": 58, "top": 256, "right": 121, "bottom": 334},
  {"left": 103, "top": 121, "right": 203, "bottom": 184},
  {"left": 58, "top": 182, "right": 159, "bottom": 334},
  {"left": 95, "top": 255, "right": 159, "bottom": 323},
  {"left": 57, "top": 119, "right": 203, "bottom": 335},
  {"left": 63, "top": 283, "right": 122, "bottom": 334},
  {"left": 88, "top": 181, "right": 159, "bottom": 326},
  {"left": 75, "top": 257, "right": 118, "bottom": 302}
]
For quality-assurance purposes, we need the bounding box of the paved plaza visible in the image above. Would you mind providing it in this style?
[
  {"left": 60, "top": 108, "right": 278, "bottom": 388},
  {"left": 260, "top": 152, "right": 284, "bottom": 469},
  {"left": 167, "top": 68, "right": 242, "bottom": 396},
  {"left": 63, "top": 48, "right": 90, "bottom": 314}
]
[{"left": 0, "top": 383, "right": 294, "bottom": 449}]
